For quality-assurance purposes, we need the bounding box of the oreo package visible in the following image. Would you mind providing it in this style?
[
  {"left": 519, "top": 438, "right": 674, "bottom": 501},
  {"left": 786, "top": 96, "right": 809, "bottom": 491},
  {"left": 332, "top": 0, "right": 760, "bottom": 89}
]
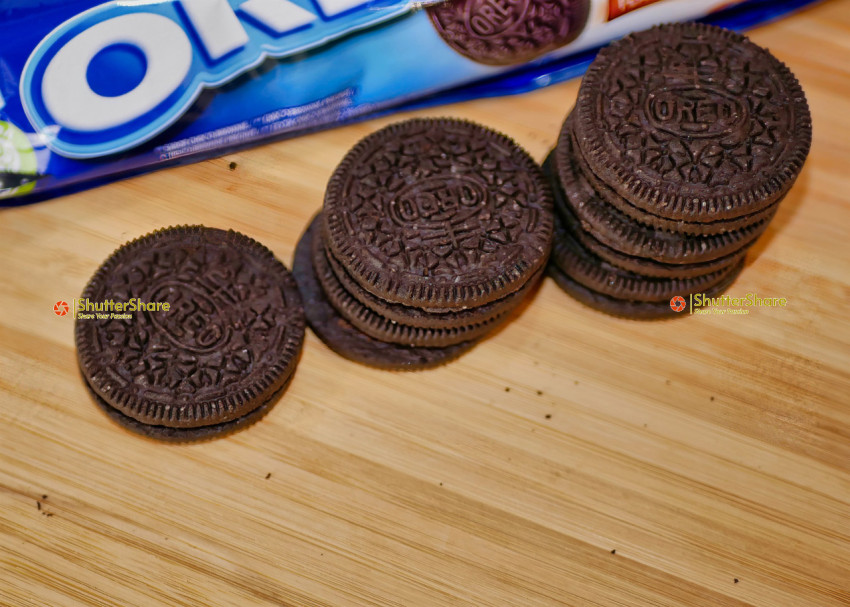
[{"left": 0, "top": 0, "right": 818, "bottom": 202}]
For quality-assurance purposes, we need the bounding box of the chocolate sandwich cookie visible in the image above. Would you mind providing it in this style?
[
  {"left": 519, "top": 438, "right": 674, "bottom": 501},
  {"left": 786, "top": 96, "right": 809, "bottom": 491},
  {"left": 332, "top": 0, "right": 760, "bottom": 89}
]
[
  {"left": 312, "top": 228, "right": 509, "bottom": 347},
  {"left": 323, "top": 117, "right": 553, "bottom": 309},
  {"left": 543, "top": 152, "right": 747, "bottom": 278},
  {"left": 293, "top": 216, "right": 477, "bottom": 369},
  {"left": 547, "top": 258, "right": 745, "bottom": 320},
  {"left": 428, "top": 0, "right": 590, "bottom": 66},
  {"left": 543, "top": 146, "right": 769, "bottom": 264},
  {"left": 566, "top": 122, "right": 781, "bottom": 236},
  {"left": 322, "top": 235, "right": 542, "bottom": 329},
  {"left": 573, "top": 22, "right": 812, "bottom": 223},
  {"left": 549, "top": 213, "right": 740, "bottom": 303},
  {"left": 554, "top": 184, "right": 746, "bottom": 279},
  {"left": 76, "top": 226, "right": 305, "bottom": 441}
]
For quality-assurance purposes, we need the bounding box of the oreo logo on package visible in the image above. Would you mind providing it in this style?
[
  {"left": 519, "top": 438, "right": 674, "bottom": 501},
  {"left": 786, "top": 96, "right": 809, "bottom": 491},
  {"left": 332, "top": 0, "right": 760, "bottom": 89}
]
[{"left": 20, "top": 0, "right": 429, "bottom": 158}]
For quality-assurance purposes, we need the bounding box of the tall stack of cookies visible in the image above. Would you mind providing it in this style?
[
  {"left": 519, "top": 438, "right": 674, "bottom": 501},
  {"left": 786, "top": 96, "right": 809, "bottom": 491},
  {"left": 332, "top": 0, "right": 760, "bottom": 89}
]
[
  {"left": 294, "top": 118, "right": 553, "bottom": 369},
  {"left": 545, "top": 23, "right": 812, "bottom": 318}
]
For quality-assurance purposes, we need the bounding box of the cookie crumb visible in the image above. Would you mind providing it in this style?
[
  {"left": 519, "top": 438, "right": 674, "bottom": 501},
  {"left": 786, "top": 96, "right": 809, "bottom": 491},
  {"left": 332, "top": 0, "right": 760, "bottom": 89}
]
[
  {"left": 229, "top": 161, "right": 237, "bottom": 170},
  {"left": 265, "top": 473, "right": 271, "bottom": 480},
  {"left": 734, "top": 579, "right": 739, "bottom": 584},
  {"left": 42, "top": 494, "right": 48, "bottom": 500},
  {"left": 610, "top": 549, "right": 616, "bottom": 555}
]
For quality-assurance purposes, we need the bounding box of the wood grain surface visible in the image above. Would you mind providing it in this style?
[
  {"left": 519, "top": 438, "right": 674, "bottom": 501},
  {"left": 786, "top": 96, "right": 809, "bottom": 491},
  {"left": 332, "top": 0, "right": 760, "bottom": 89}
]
[{"left": 2, "top": 2, "right": 849, "bottom": 605}]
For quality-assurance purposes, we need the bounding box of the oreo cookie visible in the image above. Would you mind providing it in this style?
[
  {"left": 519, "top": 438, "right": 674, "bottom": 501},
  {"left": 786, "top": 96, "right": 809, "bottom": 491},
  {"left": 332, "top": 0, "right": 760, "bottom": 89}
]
[
  {"left": 545, "top": 23, "right": 811, "bottom": 318},
  {"left": 573, "top": 22, "right": 812, "bottom": 223},
  {"left": 321, "top": 236, "right": 540, "bottom": 329},
  {"left": 76, "top": 226, "right": 305, "bottom": 441},
  {"left": 553, "top": 183, "right": 746, "bottom": 279},
  {"left": 323, "top": 117, "right": 553, "bottom": 309},
  {"left": 428, "top": 0, "right": 590, "bottom": 66},
  {"left": 544, "top": 150, "right": 749, "bottom": 278},
  {"left": 296, "top": 117, "right": 552, "bottom": 368},
  {"left": 547, "top": 259, "right": 745, "bottom": 320},
  {"left": 550, "top": 212, "right": 741, "bottom": 303},
  {"left": 85, "top": 375, "right": 289, "bottom": 442},
  {"left": 293, "top": 216, "right": 478, "bottom": 369},
  {"left": 564, "top": 121, "right": 781, "bottom": 236},
  {"left": 312, "top": 225, "right": 510, "bottom": 347}
]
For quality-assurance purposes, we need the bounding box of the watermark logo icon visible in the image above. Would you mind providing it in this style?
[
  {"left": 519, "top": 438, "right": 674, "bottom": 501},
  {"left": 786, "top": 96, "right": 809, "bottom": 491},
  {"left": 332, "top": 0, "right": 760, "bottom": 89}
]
[
  {"left": 53, "top": 300, "right": 69, "bottom": 316},
  {"left": 669, "top": 296, "right": 686, "bottom": 313}
]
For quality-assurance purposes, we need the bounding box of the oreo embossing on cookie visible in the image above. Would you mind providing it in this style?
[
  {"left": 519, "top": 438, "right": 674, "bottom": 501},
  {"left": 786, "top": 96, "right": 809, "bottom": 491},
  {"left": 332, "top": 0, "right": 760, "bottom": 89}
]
[
  {"left": 428, "top": 0, "right": 590, "bottom": 65},
  {"left": 574, "top": 23, "right": 811, "bottom": 222},
  {"left": 323, "top": 118, "right": 553, "bottom": 309}
]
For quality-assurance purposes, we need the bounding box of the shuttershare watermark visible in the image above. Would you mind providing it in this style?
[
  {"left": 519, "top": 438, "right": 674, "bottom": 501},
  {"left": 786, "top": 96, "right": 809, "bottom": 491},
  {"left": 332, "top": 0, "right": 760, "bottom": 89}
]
[
  {"left": 54, "top": 298, "right": 170, "bottom": 320},
  {"left": 669, "top": 293, "right": 788, "bottom": 315}
]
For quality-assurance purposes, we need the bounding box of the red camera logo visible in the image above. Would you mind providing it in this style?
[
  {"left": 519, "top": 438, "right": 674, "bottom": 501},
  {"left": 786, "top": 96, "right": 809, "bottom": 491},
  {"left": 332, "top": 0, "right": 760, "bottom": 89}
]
[
  {"left": 669, "top": 296, "right": 686, "bottom": 313},
  {"left": 53, "top": 300, "right": 70, "bottom": 316}
]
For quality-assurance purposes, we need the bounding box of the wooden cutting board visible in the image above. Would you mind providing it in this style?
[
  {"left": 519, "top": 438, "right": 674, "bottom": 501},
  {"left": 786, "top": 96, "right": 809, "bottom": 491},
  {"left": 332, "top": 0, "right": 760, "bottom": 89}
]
[{"left": 2, "top": 2, "right": 848, "bottom": 605}]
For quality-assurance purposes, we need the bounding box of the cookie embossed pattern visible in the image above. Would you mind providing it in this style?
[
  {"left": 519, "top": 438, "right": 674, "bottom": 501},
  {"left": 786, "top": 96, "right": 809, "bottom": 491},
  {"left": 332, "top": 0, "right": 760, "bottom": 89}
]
[
  {"left": 573, "top": 22, "right": 811, "bottom": 222},
  {"left": 76, "top": 226, "right": 305, "bottom": 441},
  {"left": 547, "top": 23, "right": 812, "bottom": 318},
  {"left": 324, "top": 119, "right": 552, "bottom": 307}
]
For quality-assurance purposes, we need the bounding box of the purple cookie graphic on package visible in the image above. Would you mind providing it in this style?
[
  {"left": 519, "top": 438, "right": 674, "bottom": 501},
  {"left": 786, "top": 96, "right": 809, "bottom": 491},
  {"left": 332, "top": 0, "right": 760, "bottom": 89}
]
[{"left": 429, "top": 0, "right": 590, "bottom": 65}]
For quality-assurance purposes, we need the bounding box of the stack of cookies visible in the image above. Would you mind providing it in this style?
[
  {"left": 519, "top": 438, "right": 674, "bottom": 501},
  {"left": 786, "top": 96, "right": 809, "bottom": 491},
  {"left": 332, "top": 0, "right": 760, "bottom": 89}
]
[
  {"left": 293, "top": 117, "right": 553, "bottom": 369},
  {"left": 545, "top": 23, "right": 812, "bottom": 318}
]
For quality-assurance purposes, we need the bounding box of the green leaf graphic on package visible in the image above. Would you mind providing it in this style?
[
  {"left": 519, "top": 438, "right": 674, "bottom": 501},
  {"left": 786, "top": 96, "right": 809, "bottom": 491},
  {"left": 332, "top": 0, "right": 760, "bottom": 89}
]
[{"left": 0, "top": 121, "right": 40, "bottom": 197}]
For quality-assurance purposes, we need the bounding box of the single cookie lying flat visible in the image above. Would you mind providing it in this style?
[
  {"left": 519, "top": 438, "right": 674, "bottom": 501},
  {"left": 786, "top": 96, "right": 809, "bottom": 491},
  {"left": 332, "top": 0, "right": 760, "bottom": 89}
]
[{"left": 76, "top": 226, "right": 305, "bottom": 441}]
